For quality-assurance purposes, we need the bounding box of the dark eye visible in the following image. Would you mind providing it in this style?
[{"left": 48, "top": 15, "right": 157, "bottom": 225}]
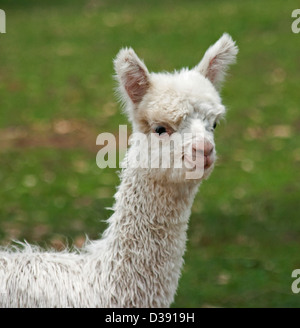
[
  {"left": 213, "top": 122, "right": 217, "bottom": 129},
  {"left": 154, "top": 126, "right": 167, "bottom": 135}
]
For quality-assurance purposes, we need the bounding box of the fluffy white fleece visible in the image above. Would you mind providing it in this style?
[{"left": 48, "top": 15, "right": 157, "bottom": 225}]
[{"left": 0, "top": 33, "right": 238, "bottom": 308}]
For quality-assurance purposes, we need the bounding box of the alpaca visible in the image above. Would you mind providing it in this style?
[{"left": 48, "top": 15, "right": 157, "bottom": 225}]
[{"left": 0, "top": 33, "right": 238, "bottom": 308}]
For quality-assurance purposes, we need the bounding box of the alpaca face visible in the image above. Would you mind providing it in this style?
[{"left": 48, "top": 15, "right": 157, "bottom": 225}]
[{"left": 114, "top": 34, "right": 238, "bottom": 182}]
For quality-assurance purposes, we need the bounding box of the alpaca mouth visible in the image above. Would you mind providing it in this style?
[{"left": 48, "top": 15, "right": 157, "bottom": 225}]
[
  {"left": 204, "top": 155, "right": 214, "bottom": 169},
  {"left": 182, "top": 155, "right": 213, "bottom": 171}
]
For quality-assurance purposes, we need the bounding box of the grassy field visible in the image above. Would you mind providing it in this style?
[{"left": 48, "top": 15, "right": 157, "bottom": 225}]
[{"left": 0, "top": 0, "right": 300, "bottom": 307}]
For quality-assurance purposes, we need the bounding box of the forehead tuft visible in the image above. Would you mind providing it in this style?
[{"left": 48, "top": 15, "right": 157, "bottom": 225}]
[
  {"left": 136, "top": 69, "right": 223, "bottom": 129},
  {"left": 150, "top": 69, "right": 220, "bottom": 99}
]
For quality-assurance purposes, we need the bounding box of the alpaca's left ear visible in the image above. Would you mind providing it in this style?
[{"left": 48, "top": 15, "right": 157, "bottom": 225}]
[
  {"left": 114, "top": 48, "right": 150, "bottom": 105},
  {"left": 194, "top": 33, "right": 238, "bottom": 89}
]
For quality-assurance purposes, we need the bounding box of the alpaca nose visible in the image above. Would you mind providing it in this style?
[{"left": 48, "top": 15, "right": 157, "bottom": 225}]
[
  {"left": 192, "top": 141, "right": 214, "bottom": 157},
  {"left": 204, "top": 141, "right": 214, "bottom": 157}
]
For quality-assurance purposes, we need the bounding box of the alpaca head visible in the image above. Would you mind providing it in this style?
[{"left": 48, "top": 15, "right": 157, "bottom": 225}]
[{"left": 114, "top": 34, "right": 238, "bottom": 183}]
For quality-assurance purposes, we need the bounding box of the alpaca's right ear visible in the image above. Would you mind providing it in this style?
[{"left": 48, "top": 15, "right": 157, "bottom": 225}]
[
  {"left": 114, "top": 48, "right": 150, "bottom": 105},
  {"left": 194, "top": 33, "right": 238, "bottom": 90}
]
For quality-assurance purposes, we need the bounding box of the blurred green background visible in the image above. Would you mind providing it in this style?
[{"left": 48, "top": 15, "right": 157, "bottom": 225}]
[{"left": 0, "top": 0, "right": 299, "bottom": 307}]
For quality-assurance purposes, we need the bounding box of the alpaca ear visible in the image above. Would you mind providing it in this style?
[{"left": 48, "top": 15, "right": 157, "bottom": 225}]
[
  {"left": 194, "top": 33, "right": 238, "bottom": 89},
  {"left": 114, "top": 48, "right": 150, "bottom": 105}
]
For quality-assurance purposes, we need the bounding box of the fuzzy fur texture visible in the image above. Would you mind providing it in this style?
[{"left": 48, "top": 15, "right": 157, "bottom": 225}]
[{"left": 0, "top": 34, "right": 238, "bottom": 308}]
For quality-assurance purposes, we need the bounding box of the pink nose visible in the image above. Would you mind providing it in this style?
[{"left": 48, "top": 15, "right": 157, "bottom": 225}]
[
  {"left": 192, "top": 141, "right": 214, "bottom": 156},
  {"left": 192, "top": 141, "right": 214, "bottom": 168}
]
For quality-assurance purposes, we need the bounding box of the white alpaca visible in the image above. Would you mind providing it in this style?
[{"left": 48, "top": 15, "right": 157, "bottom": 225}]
[{"left": 0, "top": 34, "right": 238, "bottom": 308}]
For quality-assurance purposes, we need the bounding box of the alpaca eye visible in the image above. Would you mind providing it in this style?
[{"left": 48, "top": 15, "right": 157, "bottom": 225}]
[
  {"left": 154, "top": 126, "right": 167, "bottom": 135},
  {"left": 213, "top": 122, "right": 217, "bottom": 129}
]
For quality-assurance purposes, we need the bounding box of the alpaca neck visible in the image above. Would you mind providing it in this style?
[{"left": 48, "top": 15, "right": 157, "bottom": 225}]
[{"left": 98, "top": 163, "right": 200, "bottom": 307}]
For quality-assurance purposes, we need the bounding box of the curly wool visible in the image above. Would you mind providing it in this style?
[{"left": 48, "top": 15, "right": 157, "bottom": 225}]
[{"left": 0, "top": 170, "right": 199, "bottom": 307}]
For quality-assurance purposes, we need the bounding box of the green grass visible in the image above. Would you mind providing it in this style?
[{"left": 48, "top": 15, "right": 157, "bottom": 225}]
[{"left": 0, "top": 0, "right": 300, "bottom": 307}]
